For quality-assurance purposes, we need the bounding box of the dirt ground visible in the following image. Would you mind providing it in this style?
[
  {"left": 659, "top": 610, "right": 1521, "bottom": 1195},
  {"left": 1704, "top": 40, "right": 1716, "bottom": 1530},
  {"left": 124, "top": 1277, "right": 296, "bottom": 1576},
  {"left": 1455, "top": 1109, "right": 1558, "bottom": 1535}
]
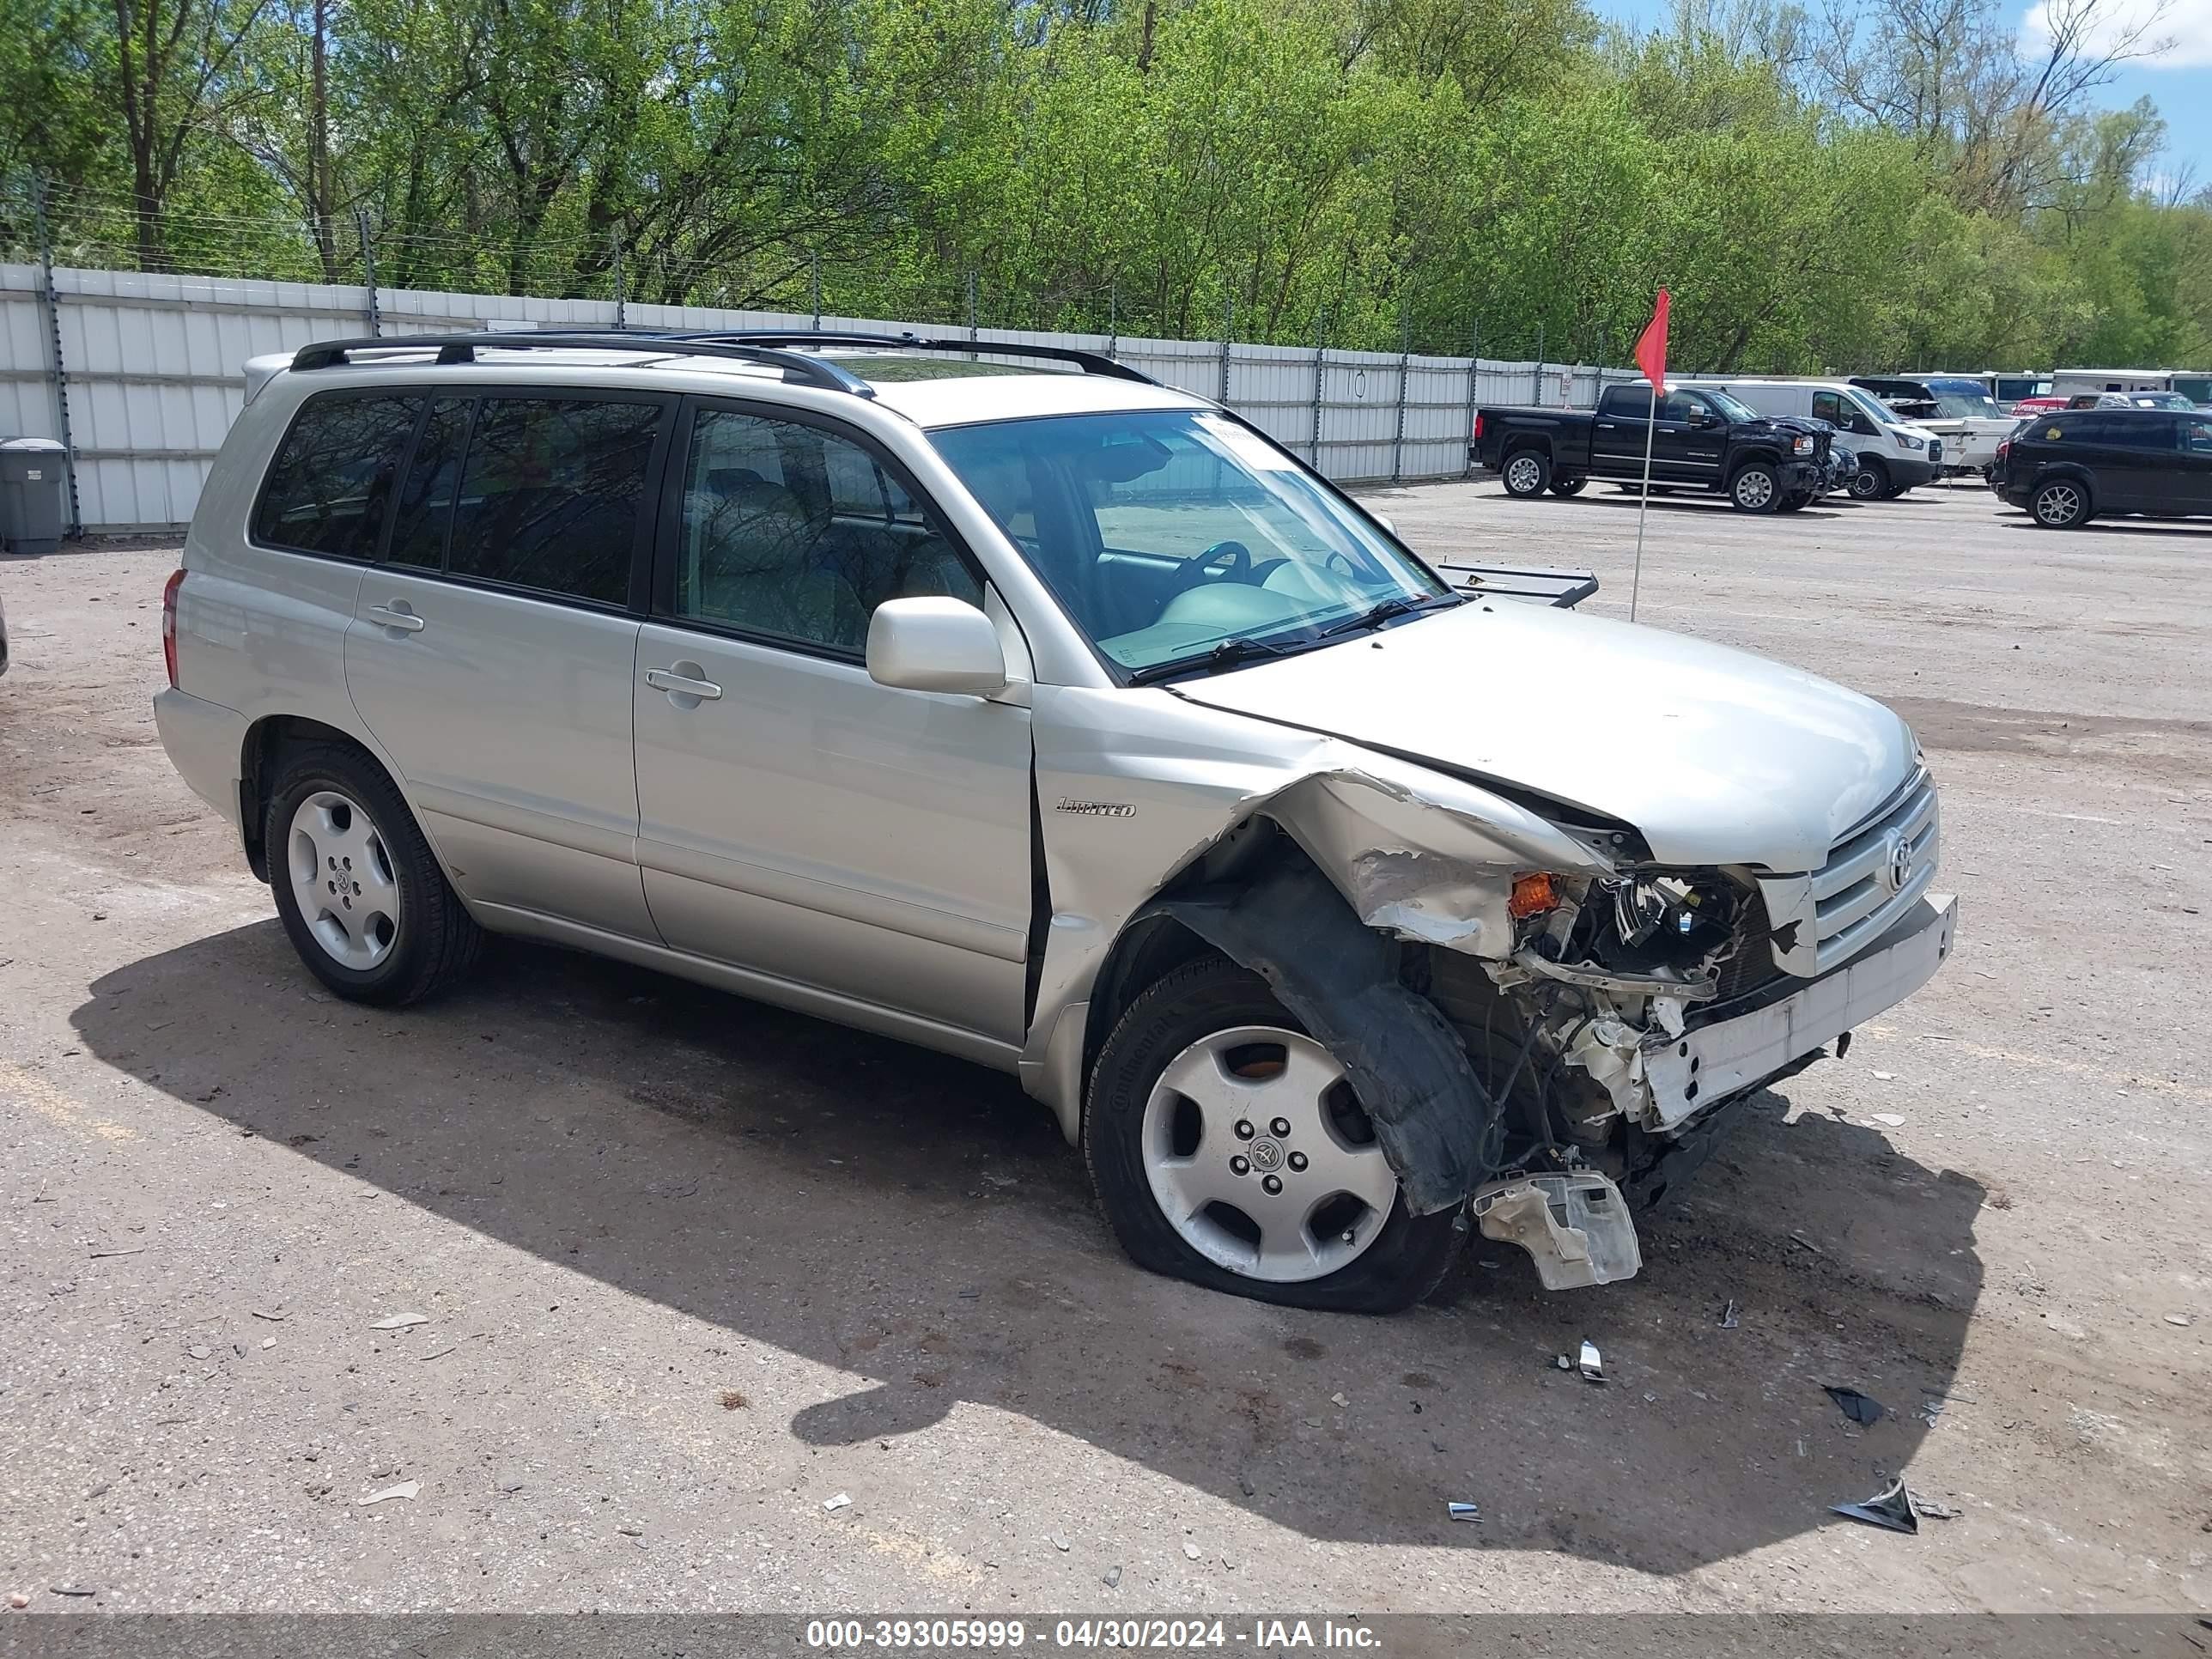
[{"left": 2, "top": 482, "right": 2209, "bottom": 1617}]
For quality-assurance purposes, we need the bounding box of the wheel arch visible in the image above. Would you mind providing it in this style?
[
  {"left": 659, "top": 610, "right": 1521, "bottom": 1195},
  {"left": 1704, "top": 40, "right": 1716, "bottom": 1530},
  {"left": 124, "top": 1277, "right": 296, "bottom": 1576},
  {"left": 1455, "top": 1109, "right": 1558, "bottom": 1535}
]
[{"left": 239, "top": 714, "right": 404, "bottom": 884}]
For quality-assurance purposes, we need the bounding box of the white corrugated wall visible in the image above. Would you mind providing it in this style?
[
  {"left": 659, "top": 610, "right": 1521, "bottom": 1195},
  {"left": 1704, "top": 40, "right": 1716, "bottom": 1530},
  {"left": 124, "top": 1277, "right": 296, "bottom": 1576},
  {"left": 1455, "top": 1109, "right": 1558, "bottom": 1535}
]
[{"left": 0, "top": 262, "right": 1632, "bottom": 532}]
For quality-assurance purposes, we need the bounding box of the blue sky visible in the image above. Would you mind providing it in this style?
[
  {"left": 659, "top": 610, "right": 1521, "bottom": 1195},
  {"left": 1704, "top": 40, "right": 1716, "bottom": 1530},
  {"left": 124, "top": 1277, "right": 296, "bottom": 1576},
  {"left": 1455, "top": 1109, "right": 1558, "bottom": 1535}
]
[{"left": 1594, "top": 0, "right": 2212, "bottom": 182}]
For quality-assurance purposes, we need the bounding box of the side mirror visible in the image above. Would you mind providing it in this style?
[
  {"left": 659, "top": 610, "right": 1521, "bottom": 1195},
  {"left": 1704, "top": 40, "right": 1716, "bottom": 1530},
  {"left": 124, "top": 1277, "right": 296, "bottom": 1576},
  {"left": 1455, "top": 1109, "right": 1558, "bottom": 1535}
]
[
  {"left": 1686, "top": 405, "right": 1711, "bottom": 427},
  {"left": 1375, "top": 515, "right": 1397, "bottom": 536},
  {"left": 866, "top": 596, "right": 1008, "bottom": 696}
]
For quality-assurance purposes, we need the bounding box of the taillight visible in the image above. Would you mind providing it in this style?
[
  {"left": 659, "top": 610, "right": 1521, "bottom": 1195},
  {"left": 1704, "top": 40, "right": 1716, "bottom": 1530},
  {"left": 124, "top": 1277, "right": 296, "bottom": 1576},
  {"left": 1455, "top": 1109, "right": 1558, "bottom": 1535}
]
[
  {"left": 1996, "top": 440, "right": 2010, "bottom": 468},
  {"left": 161, "top": 568, "right": 185, "bottom": 688},
  {"left": 1472, "top": 411, "right": 1485, "bottom": 441}
]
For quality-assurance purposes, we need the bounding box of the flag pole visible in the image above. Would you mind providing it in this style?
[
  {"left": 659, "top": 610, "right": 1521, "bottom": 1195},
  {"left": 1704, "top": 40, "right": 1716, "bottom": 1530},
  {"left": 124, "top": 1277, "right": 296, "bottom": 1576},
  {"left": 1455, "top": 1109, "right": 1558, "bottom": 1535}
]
[{"left": 1630, "top": 381, "right": 1656, "bottom": 622}]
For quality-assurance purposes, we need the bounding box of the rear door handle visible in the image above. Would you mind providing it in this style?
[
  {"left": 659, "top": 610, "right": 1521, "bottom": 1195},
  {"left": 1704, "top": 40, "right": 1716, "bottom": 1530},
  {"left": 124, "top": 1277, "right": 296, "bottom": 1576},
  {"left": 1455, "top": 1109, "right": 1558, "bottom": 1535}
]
[
  {"left": 645, "top": 666, "right": 723, "bottom": 702},
  {"left": 367, "top": 604, "right": 425, "bottom": 633}
]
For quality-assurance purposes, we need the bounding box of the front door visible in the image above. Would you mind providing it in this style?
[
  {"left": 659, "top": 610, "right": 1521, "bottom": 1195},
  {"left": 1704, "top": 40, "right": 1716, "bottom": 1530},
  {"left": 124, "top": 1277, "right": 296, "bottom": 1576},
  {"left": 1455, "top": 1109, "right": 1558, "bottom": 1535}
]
[
  {"left": 2180, "top": 416, "right": 2212, "bottom": 514},
  {"left": 343, "top": 390, "right": 670, "bottom": 940},
  {"left": 629, "top": 398, "right": 1034, "bottom": 1047}
]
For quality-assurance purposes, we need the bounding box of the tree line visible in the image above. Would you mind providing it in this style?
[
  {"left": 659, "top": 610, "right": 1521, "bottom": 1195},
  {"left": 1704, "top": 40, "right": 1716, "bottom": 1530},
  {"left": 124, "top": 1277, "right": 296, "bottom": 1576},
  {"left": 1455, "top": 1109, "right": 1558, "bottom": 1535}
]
[{"left": 3, "top": 0, "right": 2207, "bottom": 371}]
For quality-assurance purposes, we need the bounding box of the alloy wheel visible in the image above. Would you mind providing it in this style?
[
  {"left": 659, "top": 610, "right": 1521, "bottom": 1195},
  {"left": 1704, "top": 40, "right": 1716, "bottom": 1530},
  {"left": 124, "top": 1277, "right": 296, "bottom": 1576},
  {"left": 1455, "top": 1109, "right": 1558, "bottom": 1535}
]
[
  {"left": 286, "top": 789, "right": 401, "bottom": 969},
  {"left": 1140, "top": 1026, "right": 1398, "bottom": 1283}
]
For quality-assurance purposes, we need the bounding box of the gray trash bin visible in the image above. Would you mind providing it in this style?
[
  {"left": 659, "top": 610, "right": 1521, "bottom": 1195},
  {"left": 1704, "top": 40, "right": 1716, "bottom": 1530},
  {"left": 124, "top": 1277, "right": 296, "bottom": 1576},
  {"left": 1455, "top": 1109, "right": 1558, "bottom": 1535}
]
[{"left": 0, "top": 437, "right": 69, "bottom": 556}]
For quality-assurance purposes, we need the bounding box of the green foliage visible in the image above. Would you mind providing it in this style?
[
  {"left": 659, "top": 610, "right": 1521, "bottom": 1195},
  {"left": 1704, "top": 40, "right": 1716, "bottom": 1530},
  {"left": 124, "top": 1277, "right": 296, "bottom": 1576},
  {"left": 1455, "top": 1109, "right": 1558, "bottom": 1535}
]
[{"left": 3, "top": 0, "right": 2207, "bottom": 368}]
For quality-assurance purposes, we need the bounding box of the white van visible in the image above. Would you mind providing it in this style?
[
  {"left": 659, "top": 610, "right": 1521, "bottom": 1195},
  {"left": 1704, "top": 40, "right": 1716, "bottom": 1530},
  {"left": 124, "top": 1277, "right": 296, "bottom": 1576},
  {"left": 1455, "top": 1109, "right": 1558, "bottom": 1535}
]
[{"left": 1697, "top": 380, "right": 1945, "bottom": 500}]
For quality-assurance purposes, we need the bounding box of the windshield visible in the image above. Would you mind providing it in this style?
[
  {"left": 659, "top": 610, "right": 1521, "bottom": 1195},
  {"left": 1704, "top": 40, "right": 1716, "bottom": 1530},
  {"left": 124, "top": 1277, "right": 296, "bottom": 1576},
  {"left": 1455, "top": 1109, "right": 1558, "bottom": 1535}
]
[
  {"left": 929, "top": 410, "right": 1454, "bottom": 675},
  {"left": 1847, "top": 388, "right": 1903, "bottom": 429},
  {"left": 1923, "top": 380, "right": 2006, "bottom": 418},
  {"left": 1699, "top": 388, "right": 1757, "bottom": 422}
]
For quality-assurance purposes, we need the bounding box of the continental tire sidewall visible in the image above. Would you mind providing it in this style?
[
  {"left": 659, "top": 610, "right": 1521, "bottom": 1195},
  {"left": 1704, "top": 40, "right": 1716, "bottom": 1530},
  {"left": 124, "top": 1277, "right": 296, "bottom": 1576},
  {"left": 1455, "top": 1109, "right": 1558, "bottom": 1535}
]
[{"left": 1084, "top": 955, "right": 1462, "bottom": 1315}]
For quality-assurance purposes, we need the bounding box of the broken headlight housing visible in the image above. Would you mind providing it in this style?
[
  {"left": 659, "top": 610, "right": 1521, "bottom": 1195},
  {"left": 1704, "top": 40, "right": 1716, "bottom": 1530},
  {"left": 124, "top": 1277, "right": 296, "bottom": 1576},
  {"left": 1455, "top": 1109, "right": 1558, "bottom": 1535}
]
[{"left": 1598, "top": 873, "right": 1739, "bottom": 972}]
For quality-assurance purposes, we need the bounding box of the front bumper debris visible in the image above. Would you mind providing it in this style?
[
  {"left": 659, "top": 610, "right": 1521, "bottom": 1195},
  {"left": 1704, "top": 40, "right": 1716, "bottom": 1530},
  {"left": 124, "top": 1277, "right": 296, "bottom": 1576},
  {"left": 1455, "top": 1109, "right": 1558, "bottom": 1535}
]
[
  {"left": 1472, "top": 1169, "right": 1643, "bottom": 1290},
  {"left": 1641, "top": 892, "right": 1957, "bottom": 1130}
]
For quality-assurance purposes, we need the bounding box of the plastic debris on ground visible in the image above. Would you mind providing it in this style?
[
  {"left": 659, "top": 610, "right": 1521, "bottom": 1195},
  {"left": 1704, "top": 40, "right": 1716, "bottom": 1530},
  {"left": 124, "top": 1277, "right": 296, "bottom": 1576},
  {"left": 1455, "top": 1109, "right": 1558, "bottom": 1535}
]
[
  {"left": 1577, "top": 1340, "right": 1606, "bottom": 1383},
  {"left": 1824, "top": 1384, "right": 1884, "bottom": 1425},
  {"left": 369, "top": 1313, "right": 428, "bottom": 1330},
  {"left": 1719, "top": 1298, "right": 1739, "bottom": 1329},
  {"left": 823, "top": 1492, "right": 852, "bottom": 1512},
  {"left": 1911, "top": 1492, "right": 1962, "bottom": 1519},
  {"left": 1831, "top": 1474, "right": 1918, "bottom": 1534},
  {"left": 356, "top": 1481, "right": 421, "bottom": 1505},
  {"left": 1447, "top": 1502, "right": 1480, "bottom": 1522}
]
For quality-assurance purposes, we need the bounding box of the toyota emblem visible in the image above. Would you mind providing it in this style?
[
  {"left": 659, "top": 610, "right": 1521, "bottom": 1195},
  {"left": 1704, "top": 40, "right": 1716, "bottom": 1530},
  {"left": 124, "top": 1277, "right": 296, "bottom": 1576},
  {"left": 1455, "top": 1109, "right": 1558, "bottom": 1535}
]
[{"left": 1882, "top": 831, "right": 1914, "bottom": 894}]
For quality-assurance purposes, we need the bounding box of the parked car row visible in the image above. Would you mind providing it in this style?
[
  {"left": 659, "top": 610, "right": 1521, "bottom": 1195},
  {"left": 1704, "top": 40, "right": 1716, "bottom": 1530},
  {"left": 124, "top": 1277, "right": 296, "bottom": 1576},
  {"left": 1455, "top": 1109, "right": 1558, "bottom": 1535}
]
[{"left": 1471, "top": 377, "right": 1939, "bottom": 513}]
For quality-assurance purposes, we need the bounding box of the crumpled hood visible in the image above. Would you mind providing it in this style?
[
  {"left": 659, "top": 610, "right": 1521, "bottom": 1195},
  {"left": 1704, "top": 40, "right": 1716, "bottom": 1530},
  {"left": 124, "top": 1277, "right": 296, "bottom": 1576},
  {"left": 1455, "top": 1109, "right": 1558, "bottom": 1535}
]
[{"left": 1170, "top": 600, "right": 1916, "bottom": 872}]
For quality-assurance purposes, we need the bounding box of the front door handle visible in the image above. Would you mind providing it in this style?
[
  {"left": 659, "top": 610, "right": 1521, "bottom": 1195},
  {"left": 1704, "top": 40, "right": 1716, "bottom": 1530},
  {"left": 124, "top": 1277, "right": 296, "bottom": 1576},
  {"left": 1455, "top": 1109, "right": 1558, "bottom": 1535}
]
[
  {"left": 367, "top": 604, "right": 426, "bottom": 633},
  {"left": 645, "top": 665, "right": 723, "bottom": 702}
]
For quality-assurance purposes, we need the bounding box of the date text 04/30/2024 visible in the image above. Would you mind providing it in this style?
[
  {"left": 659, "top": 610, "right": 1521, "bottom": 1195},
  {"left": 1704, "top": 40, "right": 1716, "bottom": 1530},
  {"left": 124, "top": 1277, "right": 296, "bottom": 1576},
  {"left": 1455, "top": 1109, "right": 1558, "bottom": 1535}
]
[{"left": 804, "top": 1619, "right": 1385, "bottom": 1650}]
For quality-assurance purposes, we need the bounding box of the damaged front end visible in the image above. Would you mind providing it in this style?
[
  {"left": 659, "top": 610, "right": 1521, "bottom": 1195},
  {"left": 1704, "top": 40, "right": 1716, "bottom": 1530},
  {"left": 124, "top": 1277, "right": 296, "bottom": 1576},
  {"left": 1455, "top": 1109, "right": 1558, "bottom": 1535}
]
[{"left": 1168, "top": 795, "right": 1953, "bottom": 1293}]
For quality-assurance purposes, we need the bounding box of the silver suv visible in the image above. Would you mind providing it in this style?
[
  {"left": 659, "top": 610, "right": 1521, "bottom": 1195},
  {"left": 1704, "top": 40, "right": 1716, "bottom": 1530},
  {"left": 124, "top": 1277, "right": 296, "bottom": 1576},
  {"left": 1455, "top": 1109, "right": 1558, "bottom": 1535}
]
[{"left": 155, "top": 331, "right": 1955, "bottom": 1314}]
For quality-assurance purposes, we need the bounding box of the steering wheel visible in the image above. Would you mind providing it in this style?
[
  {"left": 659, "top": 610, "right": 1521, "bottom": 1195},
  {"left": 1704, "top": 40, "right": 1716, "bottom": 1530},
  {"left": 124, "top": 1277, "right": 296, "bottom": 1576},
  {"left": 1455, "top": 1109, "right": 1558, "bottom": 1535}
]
[{"left": 1170, "top": 539, "right": 1253, "bottom": 596}]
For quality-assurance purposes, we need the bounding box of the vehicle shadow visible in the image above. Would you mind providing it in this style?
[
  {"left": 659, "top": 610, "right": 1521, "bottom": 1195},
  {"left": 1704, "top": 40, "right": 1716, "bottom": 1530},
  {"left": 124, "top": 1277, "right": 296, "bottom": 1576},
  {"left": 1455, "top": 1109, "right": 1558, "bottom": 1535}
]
[
  {"left": 2004, "top": 520, "right": 2212, "bottom": 540},
  {"left": 73, "top": 921, "right": 1986, "bottom": 1574},
  {"left": 1560, "top": 492, "right": 1856, "bottom": 520}
]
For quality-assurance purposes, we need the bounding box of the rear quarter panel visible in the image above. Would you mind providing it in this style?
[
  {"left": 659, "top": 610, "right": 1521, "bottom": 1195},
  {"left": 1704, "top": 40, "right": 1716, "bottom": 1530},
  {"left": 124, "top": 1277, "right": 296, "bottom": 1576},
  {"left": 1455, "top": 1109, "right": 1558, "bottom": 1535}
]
[{"left": 172, "top": 378, "right": 382, "bottom": 767}]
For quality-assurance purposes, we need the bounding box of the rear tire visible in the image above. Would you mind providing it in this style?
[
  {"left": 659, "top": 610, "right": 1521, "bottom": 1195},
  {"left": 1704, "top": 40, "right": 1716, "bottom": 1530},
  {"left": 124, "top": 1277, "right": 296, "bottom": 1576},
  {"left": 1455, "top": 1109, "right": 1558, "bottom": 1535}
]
[
  {"left": 1777, "top": 489, "right": 1812, "bottom": 513},
  {"left": 265, "top": 742, "right": 483, "bottom": 1006},
  {"left": 1501, "top": 449, "right": 1553, "bottom": 498},
  {"left": 2030, "top": 477, "right": 2091, "bottom": 529},
  {"left": 1085, "top": 955, "right": 1462, "bottom": 1314}
]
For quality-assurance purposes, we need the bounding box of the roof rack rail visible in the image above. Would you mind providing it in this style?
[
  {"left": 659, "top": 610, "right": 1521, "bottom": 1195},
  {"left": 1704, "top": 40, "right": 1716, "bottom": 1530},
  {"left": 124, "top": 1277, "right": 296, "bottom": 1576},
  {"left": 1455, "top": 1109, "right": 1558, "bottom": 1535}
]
[
  {"left": 287, "top": 332, "right": 877, "bottom": 397},
  {"left": 694, "top": 330, "right": 1158, "bottom": 386}
]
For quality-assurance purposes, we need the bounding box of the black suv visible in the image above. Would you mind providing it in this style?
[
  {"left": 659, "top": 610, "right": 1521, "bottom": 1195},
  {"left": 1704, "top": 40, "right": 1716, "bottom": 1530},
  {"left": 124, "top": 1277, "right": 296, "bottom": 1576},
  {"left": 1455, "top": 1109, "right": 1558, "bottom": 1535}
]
[{"left": 1994, "top": 408, "right": 2212, "bottom": 528}]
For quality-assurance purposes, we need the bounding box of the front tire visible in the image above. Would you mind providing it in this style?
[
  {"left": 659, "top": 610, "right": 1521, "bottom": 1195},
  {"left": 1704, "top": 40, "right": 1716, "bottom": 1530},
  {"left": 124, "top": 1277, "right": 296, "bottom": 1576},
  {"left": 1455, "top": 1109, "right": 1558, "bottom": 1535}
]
[
  {"left": 1547, "top": 475, "right": 1586, "bottom": 497},
  {"left": 265, "top": 742, "right": 483, "bottom": 1006},
  {"left": 1501, "top": 449, "right": 1553, "bottom": 498},
  {"left": 1848, "top": 458, "right": 1890, "bottom": 500},
  {"left": 2031, "top": 477, "right": 2091, "bottom": 528},
  {"left": 1729, "top": 463, "right": 1781, "bottom": 513},
  {"left": 1085, "top": 955, "right": 1462, "bottom": 1314}
]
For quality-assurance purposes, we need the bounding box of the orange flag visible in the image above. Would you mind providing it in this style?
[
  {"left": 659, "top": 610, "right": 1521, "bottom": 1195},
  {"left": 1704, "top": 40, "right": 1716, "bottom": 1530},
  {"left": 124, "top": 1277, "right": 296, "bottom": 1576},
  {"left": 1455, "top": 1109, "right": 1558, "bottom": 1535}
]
[{"left": 1634, "top": 289, "right": 1670, "bottom": 393}]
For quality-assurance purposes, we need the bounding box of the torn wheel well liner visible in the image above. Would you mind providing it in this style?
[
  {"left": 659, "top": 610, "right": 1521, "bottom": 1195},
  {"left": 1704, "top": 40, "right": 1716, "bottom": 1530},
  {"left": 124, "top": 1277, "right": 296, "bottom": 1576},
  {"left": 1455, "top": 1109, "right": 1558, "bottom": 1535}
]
[{"left": 1156, "top": 860, "right": 1502, "bottom": 1215}]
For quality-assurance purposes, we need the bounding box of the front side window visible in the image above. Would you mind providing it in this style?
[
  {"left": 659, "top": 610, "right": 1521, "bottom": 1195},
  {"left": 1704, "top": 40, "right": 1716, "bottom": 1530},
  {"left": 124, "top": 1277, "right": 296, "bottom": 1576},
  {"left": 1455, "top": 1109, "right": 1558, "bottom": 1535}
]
[
  {"left": 1696, "top": 388, "right": 1757, "bottom": 422},
  {"left": 672, "top": 407, "right": 981, "bottom": 654},
  {"left": 252, "top": 393, "right": 422, "bottom": 559},
  {"left": 443, "top": 398, "right": 661, "bottom": 605},
  {"left": 929, "top": 409, "right": 1453, "bottom": 675}
]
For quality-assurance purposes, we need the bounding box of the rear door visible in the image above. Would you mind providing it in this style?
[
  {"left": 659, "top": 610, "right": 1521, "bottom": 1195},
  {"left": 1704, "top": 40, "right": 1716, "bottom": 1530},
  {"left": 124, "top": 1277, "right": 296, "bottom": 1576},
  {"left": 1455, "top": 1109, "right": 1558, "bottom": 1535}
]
[
  {"left": 1589, "top": 383, "right": 1651, "bottom": 476},
  {"left": 1591, "top": 385, "right": 1707, "bottom": 482},
  {"left": 2069, "top": 414, "right": 2174, "bottom": 514},
  {"left": 629, "top": 398, "right": 1034, "bottom": 1048},
  {"left": 343, "top": 389, "right": 672, "bottom": 940}
]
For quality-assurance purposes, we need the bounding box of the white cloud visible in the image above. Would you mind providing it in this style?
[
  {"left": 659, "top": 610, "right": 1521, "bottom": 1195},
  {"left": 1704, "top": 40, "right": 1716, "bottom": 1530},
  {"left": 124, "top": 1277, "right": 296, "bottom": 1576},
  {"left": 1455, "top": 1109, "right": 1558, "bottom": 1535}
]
[{"left": 2023, "top": 0, "right": 2212, "bottom": 69}]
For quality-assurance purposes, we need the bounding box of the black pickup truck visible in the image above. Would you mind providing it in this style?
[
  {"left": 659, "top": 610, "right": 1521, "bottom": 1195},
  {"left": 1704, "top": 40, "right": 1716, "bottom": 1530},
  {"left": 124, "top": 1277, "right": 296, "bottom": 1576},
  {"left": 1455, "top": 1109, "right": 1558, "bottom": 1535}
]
[{"left": 1471, "top": 381, "right": 1833, "bottom": 513}]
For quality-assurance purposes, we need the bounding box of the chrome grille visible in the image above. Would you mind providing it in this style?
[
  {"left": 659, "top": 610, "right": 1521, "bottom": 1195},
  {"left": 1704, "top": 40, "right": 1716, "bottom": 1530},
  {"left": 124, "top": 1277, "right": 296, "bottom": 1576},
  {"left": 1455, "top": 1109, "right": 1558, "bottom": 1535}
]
[{"left": 1759, "top": 769, "right": 1940, "bottom": 978}]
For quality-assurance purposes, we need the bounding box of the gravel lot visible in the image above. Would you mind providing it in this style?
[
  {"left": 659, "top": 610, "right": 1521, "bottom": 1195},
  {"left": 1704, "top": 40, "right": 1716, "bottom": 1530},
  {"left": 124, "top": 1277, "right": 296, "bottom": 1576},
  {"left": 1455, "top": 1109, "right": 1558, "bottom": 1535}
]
[{"left": 2, "top": 479, "right": 2208, "bottom": 1617}]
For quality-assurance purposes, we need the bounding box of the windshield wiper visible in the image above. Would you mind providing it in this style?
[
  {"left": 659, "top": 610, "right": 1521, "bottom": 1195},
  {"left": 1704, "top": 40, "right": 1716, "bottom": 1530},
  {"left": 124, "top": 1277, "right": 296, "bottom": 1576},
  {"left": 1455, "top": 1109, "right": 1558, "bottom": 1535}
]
[
  {"left": 1125, "top": 635, "right": 1305, "bottom": 685},
  {"left": 1315, "top": 592, "right": 1460, "bottom": 639}
]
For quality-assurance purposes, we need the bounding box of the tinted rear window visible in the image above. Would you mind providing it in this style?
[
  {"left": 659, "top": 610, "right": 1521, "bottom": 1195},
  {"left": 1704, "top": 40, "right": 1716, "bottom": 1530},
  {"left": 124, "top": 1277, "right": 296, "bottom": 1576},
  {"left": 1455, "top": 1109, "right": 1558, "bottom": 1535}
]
[
  {"left": 442, "top": 398, "right": 662, "bottom": 605},
  {"left": 253, "top": 393, "right": 422, "bottom": 559}
]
